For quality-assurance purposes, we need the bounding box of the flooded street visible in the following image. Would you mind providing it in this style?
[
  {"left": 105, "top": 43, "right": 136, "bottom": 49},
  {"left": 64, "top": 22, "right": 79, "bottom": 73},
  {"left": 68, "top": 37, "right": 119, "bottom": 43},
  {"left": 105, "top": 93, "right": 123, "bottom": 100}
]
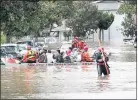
[{"left": 1, "top": 42, "right": 136, "bottom": 99}]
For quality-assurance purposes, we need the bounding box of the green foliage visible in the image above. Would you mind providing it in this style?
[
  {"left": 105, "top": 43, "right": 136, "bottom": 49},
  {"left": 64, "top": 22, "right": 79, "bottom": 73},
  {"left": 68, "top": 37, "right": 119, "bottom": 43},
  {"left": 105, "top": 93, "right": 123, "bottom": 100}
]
[
  {"left": 66, "top": 1, "right": 100, "bottom": 37},
  {"left": 1, "top": 1, "right": 41, "bottom": 41},
  {"left": 117, "top": 1, "right": 136, "bottom": 37},
  {"left": 0, "top": 0, "right": 116, "bottom": 41},
  {"left": 66, "top": 1, "right": 114, "bottom": 37},
  {"left": 1, "top": 32, "right": 6, "bottom": 44},
  {"left": 0, "top": 0, "right": 74, "bottom": 42},
  {"left": 117, "top": 3, "right": 136, "bottom": 16},
  {"left": 98, "top": 12, "right": 114, "bottom": 30},
  {"left": 121, "top": 17, "right": 136, "bottom": 37}
]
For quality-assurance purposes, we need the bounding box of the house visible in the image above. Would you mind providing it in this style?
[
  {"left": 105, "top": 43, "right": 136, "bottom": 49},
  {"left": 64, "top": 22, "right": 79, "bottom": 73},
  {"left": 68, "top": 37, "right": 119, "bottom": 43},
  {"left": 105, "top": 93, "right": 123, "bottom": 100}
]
[
  {"left": 51, "top": 20, "right": 72, "bottom": 42},
  {"left": 93, "top": 0, "right": 125, "bottom": 43}
]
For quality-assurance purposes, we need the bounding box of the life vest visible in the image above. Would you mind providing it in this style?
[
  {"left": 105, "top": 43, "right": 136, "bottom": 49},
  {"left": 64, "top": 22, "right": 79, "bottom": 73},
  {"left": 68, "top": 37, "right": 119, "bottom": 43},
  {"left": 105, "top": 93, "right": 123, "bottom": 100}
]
[
  {"left": 79, "top": 41, "right": 85, "bottom": 50},
  {"left": 77, "top": 41, "right": 82, "bottom": 49},
  {"left": 22, "top": 50, "right": 37, "bottom": 62},
  {"left": 81, "top": 51, "right": 92, "bottom": 62},
  {"left": 28, "top": 50, "right": 36, "bottom": 59}
]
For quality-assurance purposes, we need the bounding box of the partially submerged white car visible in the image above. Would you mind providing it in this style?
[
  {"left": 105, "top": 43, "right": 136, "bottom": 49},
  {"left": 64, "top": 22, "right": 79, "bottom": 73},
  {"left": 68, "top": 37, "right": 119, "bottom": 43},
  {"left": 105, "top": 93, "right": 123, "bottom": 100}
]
[{"left": 1, "top": 44, "right": 23, "bottom": 54}]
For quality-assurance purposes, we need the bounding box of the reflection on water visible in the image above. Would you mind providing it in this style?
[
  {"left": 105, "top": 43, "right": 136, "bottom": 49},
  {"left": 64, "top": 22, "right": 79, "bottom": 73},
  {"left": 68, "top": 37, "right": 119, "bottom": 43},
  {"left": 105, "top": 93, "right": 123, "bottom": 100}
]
[{"left": 1, "top": 43, "right": 136, "bottom": 99}]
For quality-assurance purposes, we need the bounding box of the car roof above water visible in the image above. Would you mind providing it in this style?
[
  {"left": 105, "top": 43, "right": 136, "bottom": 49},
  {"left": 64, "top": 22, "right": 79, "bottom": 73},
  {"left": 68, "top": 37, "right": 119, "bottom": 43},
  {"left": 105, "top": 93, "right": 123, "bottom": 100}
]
[{"left": 1, "top": 43, "right": 18, "bottom": 47}]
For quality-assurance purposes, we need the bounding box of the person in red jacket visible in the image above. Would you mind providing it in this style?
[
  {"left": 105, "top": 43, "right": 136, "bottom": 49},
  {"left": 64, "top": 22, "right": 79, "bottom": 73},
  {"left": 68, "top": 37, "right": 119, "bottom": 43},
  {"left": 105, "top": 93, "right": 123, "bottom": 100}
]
[
  {"left": 22, "top": 46, "right": 37, "bottom": 63},
  {"left": 81, "top": 46, "right": 93, "bottom": 62},
  {"left": 72, "top": 39, "right": 79, "bottom": 49},
  {"left": 78, "top": 40, "right": 86, "bottom": 50}
]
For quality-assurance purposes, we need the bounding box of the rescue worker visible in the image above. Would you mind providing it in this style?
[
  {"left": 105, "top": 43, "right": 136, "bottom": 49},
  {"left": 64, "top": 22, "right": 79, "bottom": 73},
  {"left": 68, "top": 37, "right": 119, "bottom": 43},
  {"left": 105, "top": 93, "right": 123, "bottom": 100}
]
[
  {"left": 72, "top": 36, "right": 79, "bottom": 49},
  {"left": 96, "top": 47, "right": 110, "bottom": 76},
  {"left": 22, "top": 46, "right": 37, "bottom": 63},
  {"left": 81, "top": 46, "right": 93, "bottom": 62},
  {"left": 78, "top": 40, "right": 86, "bottom": 50},
  {"left": 72, "top": 39, "right": 79, "bottom": 49}
]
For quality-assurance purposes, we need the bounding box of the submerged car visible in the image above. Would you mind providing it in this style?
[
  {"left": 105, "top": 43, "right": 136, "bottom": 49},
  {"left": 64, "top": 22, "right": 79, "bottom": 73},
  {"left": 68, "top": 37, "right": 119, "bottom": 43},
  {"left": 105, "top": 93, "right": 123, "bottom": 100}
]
[
  {"left": 133, "top": 37, "right": 137, "bottom": 48},
  {"left": 0, "top": 48, "right": 20, "bottom": 64},
  {"left": 16, "top": 40, "right": 34, "bottom": 47},
  {"left": 1, "top": 44, "right": 22, "bottom": 56}
]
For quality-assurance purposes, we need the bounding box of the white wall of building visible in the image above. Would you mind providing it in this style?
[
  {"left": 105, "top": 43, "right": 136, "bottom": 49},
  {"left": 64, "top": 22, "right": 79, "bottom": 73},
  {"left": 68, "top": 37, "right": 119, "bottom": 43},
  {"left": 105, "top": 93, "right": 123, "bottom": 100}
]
[{"left": 94, "top": 1, "right": 125, "bottom": 43}]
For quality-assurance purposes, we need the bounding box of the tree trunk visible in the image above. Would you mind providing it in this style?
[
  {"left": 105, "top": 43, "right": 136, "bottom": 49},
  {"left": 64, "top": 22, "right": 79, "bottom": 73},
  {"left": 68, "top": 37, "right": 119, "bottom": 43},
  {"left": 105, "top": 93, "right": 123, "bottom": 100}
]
[
  {"left": 102, "top": 29, "right": 104, "bottom": 41},
  {"left": 93, "top": 32, "right": 94, "bottom": 41},
  {"left": 99, "top": 29, "right": 102, "bottom": 41},
  {"left": 49, "top": 23, "right": 53, "bottom": 36},
  {"left": 67, "top": 36, "right": 69, "bottom": 41},
  {"left": 6, "top": 34, "right": 11, "bottom": 43}
]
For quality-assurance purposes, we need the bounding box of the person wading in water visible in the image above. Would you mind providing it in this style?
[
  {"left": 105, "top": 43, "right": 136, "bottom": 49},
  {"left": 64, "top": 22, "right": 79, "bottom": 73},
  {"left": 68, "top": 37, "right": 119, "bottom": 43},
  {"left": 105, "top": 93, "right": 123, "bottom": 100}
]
[{"left": 96, "top": 47, "right": 110, "bottom": 77}]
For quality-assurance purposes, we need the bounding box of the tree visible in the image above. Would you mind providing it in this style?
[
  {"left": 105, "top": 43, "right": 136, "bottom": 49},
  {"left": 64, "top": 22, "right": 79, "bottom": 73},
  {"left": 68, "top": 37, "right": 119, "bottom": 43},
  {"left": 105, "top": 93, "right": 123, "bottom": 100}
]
[
  {"left": 66, "top": 1, "right": 114, "bottom": 41},
  {"left": 117, "top": 0, "right": 136, "bottom": 38},
  {"left": 66, "top": 1, "right": 100, "bottom": 37},
  {"left": 0, "top": 1, "right": 41, "bottom": 42},
  {"left": 97, "top": 12, "right": 114, "bottom": 40},
  {"left": 0, "top": 0, "right": 75, "bottom": 42},
  {"left": 1, "top": 32, "right": 6, "bottom": 44}
]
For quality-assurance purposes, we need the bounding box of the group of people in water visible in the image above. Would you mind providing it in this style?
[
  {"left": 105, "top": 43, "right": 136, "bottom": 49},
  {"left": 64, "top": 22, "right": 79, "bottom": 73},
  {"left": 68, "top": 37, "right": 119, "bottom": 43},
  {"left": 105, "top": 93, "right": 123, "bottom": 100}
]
[{"left": 19, "top": 36, "right": 110, "bottom": 76}]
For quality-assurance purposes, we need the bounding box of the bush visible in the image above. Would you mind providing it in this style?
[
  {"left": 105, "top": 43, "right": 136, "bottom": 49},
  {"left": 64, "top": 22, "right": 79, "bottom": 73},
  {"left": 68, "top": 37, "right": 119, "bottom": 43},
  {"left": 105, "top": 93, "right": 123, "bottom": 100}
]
[{"left": 1, "top": 32, "right": 6, "bottom": 44}]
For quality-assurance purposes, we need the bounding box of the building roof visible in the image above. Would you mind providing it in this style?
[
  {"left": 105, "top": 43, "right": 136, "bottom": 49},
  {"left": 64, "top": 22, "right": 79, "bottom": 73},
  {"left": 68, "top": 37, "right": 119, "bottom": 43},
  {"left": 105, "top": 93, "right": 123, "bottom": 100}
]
[
  {"left": 93, "top": 0, "right": 122, "bottom": 11},
  {"left": 51, "top": 26, "right": 71, "bottom": 32}
]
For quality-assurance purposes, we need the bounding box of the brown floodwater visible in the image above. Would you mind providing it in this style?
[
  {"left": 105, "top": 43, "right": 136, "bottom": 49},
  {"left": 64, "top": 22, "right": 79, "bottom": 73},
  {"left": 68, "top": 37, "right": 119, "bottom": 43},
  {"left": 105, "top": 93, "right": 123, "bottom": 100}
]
[{"left": 1, "top": 42, "right": 136, "bottom": 99}]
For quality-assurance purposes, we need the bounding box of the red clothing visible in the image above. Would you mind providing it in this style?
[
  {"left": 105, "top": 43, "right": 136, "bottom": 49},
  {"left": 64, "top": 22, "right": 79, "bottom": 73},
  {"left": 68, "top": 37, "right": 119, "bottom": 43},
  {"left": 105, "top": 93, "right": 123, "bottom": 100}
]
[
  {"left": 78, "top": 41, "right": 86, "bottom": 50},
  {"left": 7, "top": 58, "right": 16, "bottom": 63},
  {"left": 72, "top": 43, "right": 79, "bottom": 49},
  {"left": 66, "top": 49, "right": 72, "bottom": 56},
  {"left": 81, "top": 51, "right": 92, "bottom": 62},
  {"left": 22, "top": 50, "right": 37, "bottom": 62}
]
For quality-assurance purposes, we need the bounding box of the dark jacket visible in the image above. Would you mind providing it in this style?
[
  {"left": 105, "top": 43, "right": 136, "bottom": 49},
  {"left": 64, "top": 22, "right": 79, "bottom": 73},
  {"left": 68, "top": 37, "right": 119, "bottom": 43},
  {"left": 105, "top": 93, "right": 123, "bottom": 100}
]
[
  {"left": 38, "top": 52, "right": 47, "bottom": 63},
  {"left": 56, "top": 54, "right": 64, "bottom": 63},
  {"left": 96, "top": 52, "right": 109, "bottom": 65}
]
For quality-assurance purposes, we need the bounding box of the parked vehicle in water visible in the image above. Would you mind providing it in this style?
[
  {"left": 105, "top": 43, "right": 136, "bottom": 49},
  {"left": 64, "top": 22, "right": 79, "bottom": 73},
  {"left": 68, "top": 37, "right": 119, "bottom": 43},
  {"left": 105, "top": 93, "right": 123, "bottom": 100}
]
[
  {"left": 16, "top": 40, "right": 34, "bottom": 47},
  {"left": 133, "top": 37, "right": 137, "bottom": 48},
  {"left": 16, "top": 41, "right": 37, "bottom": 53},
  {"left": 1, "top": 44, "right": 23, "bottom": 54},
  {"left": 0, "top": 48, "right": 19, "bottom": 64}
]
